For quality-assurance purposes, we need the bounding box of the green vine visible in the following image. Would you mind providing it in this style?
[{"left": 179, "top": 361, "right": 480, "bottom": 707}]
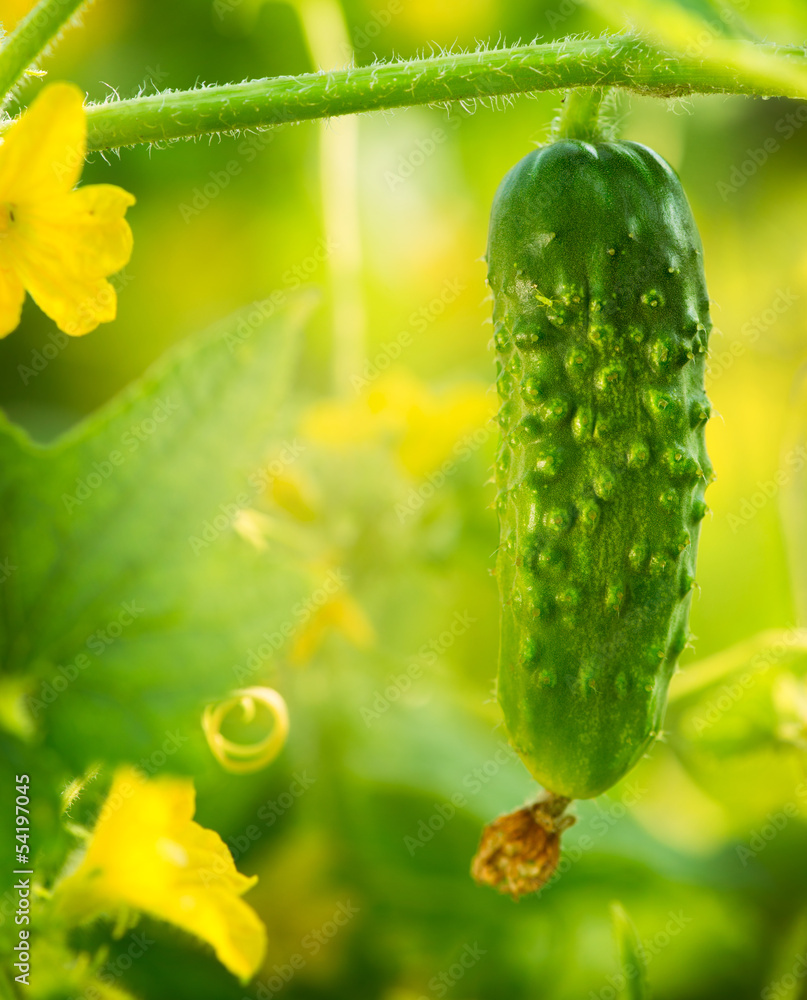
[
  {"left": 0, "top": 0, "right": 88, "bottom": 105},
  {"left": 2, "top": 19, "right": 807, "bottom": 150},
  {"left": 0, "top": 34, "right": 802, "bottom": 151}
]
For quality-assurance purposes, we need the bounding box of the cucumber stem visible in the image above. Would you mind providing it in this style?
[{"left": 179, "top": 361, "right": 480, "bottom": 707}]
[
  {"left": 554, "top": 87, "right": 609, "bottom": 142},
  {"left": 0, "top": 0, "right": 88, "bottom": 107}
]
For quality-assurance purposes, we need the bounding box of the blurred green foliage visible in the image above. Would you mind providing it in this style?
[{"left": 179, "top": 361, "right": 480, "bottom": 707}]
[{"left": 3, "top": 0, "right": 807, "bottom": 998}]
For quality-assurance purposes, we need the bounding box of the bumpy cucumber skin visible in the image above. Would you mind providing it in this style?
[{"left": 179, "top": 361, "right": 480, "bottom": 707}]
[{"left": 489, "top": 140, "right": 712, "bottom": 800}]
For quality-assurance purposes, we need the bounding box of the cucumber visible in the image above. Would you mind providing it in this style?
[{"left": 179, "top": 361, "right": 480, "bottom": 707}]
[{"left": 488, "top": 138, "right": 713, "bottom": 800}]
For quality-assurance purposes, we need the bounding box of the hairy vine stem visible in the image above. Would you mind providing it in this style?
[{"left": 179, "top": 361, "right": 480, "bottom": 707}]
[
  {"left": 3, "top": 14, "right": 807, "bottom": 150},
  {"left": 16, "top": 34, "right": 807, "bottom": 152},
  {"left": 0, "top": 0, "right": 88, "bottom": 105}
]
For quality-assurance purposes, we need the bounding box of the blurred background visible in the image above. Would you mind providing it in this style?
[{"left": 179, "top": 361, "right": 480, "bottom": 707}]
[{"left": 3, "top": 0, "right": 807, "bottom": 997}]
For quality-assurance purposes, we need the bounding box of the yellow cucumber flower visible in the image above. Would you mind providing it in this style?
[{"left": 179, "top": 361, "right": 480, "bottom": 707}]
[
  {"left": 0, "top": 82, "right": 134, "bottom": 337},
  {"left": 301, "top": 370, "right": 495, "bottom": 477},
  {"left": 52, "top": 767, "right": 266, "bottom": 983},
  {"left": 290, "top": 590, "right": 375, "bottom": 664}
]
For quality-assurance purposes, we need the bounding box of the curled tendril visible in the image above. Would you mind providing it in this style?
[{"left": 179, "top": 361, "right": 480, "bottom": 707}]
[{"left": 202, "top": 687, "right": 290, "bottom": 774}]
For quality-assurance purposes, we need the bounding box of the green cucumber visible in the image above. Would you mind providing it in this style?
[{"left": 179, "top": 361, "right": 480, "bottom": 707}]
[{"left": 488, "top": 138, "right": 713, "bottom": 800}]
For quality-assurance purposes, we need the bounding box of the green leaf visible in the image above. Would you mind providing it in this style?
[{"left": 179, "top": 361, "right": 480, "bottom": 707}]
[
  {"left": 587, "top": 0, "right": 758, "bottom": 42},
  {"left": 586, "top": 0, "right": 807, "bottom": 99},
  {"left": 761, "top": 907, "right": 807, "bottom": 1000},
  {"left": 611, "top": 901, "right": 651, "bottom": 1000},
  {"left": 665, "top": 629, "right": 807, "bottom": 820},
  {"left": 0, "top": 291, "right": 318, "bottom": 771},
  {"left": 669, "top": 629, "right": 807, "bottom": 707}
]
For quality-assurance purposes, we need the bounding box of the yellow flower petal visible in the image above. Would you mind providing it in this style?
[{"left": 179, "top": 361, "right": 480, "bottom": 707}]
[
  {"left": 157, "top": 877, "right": 267, "bottom": 983},
  {"left": 8, "top": 184, "right": 135, "bottom": 335},
  {"left": 12, "top": 243, "right": 118, "bottom": 335},
  {"left": 0, "top": 82, "right": 86, "bottom": 201},
  {"left": 0, "top": 82, "right": 135, "bottom": 337},
  {"left": 52, "top": 768, "right": 267, "bottom": 983},
  {"left": 300, "top": 370, "right": 495, "bottom": 477},
  {"left": 50, "top": 184, "right": 135, "bottom": 273},
  {"left": 0, "top": 266, "right": 25, "bottom": 338},
  {"left": 290, "top": 591, "right": 375, "bottom": 664},
  {"left": 397, "top": 383, "right": 495, "bottom": 477}
]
